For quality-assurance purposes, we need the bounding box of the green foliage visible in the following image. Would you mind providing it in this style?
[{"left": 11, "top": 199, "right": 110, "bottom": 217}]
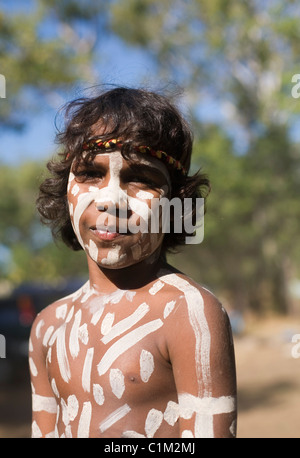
[
  {"left": 111, "top": 0, "right": 300, "bottom": 313},
  {"left": 0, "top": 0, "right": 105, "bottom": 128},
  {"left": 0, "top": 160, "right": 88, "bottom": 285}
]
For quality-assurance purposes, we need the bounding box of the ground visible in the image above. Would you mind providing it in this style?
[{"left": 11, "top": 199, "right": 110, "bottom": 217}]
[
  {"left": 235, "top": 315, "right": 300, "bottom": 438},
  {"left": 1, "top": 315, "right": 300, "bottom": 438}
]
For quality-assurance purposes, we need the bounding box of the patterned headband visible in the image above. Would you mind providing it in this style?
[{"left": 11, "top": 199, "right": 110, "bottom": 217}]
[{"left": 81, "top": 137, "right": 187, "bottom": 175}]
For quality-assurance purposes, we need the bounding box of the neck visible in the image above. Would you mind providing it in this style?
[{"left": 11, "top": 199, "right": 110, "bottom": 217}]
[{"left": 87, "top": 249, "right": 167, "bottom": 293}]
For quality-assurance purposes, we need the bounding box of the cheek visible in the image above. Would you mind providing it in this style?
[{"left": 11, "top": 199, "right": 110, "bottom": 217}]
[{"left": 68, "top": 187, "right": 96, "bottom": 249}]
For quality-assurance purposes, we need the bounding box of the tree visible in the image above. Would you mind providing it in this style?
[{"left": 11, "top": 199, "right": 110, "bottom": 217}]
[
  {"left": 0, "top": 0, "right": 106, "bottom": 129},
  {"left": 0, "top": 161, "right": 88, "bottom": 285},
  {"left": 110, "top": 0, "right": 300, "bottom": 314},
  {"left": 0, "top": 0, "right": 106, "bottom": 285}
]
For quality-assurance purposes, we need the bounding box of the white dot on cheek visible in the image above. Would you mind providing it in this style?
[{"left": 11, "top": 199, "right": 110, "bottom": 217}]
[
  {"left": 71, "top": 184, "right": 80, "bottom": 196},
  {"left": 69, "top": 202, "right": 74, "bottom": 217},
  {"left": 136, "top": 190, "right": 155, "bottom": 200}
]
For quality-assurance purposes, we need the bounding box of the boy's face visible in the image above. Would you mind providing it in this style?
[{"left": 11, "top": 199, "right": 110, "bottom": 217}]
[{"left": 67, "top": 149, "right": 171, "bottom": 269}]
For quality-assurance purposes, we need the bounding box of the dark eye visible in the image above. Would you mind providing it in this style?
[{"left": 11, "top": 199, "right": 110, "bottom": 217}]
[
  {"left": 130, "top": 176, "right": 156, "bottom": 186},
  {"left": 75, "top": 169, "right": 104, "bottom": 182}
]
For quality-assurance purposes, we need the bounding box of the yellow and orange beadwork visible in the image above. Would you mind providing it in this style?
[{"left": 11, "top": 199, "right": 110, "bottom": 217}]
[{"left": 80, "top": 137, "right": 187, "bottom": 175}]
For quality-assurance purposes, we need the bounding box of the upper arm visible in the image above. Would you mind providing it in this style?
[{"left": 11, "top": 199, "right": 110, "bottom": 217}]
[
  {"left": 29, "top": 310, "right": 58, "bottom": 438},
  {"left": 167, "top": 287, "right": 237, "bottom": 438}
]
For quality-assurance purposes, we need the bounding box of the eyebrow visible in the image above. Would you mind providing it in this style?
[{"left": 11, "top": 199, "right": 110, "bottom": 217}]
[{"left": 127, "top": 162, "right": 171, "bottom": 185}]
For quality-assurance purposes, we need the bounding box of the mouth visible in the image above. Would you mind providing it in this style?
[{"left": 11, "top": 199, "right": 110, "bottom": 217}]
[{"left": 90, "top": 225, "right": 125, "bottom": 241}]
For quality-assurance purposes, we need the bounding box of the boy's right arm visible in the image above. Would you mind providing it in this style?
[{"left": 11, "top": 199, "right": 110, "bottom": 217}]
[{"left": 29, "top": 311, "right": 58, "bottom": 438}]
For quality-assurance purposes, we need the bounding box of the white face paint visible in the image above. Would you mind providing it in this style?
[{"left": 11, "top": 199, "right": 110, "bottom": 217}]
[{"left": 67, "top": 150, "right": 170, "bottom": 269}]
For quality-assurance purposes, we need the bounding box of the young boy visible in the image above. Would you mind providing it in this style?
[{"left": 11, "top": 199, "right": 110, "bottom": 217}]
[{"left": 30, "top": 87, "right": 237, "bottom": 438}]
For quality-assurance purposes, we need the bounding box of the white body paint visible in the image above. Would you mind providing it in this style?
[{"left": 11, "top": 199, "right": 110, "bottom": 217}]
[
  {"left": 178, "top": 393, "right": 236, "bottom": 438},
  {"left": 61, "top": 394, "right": 79, "bottom": 426},
  {"left": 109, "top": 368, "right": 125, "bottom": 399},
  {"left": 101, "top": 302, "right": 149, "bottom": 344},
  {"left": 32, "top": 420, "right": 42, "bottom": 438},
  {"left": 77, "top": 401, "right": 92, "bottom": 438},
  {"left": 69, "top": 310, "right": 82, "bottom": 359},
  {"left": 32, "top": 394, "right": 57, "bottom": 414},
  {"left": 101, "top": 312, "right": 115, "bottom": 336},
  {"left": 140, "top": 349, "right": 154, "bottom": 383},
  {"left": 56, "top": 324, "right": 71, "bottom": 383},
  {"left": 35, "top": 319, "right": 44, "bottom": 338},
  {"left": 163, "top": 300, "right": 176, "bottom": 319},
  {"left": 82, "top": 347, "right": 94, "bottom": 392},
  {"left": 56, "top": 304, "right": 68, "bottom": 320},
  {"left": 97, "top": 319, "right": 163, "bottom": 376},
  {"left": 99, "top": 404, "right": 131, "bottom": 433},
  {"left": 159, "top": 272, "right": 211, "bottom": 396},
  {"left": 149, "top": 280, "right": 164, "bottom": 295},
  {"left": 42, "top": 326, "right": 54, "bottom": 346},
  {"left": 30, "top": 270, "right": 236, "bottom": 438},
  {"left": 29, "top": 357, "right": 37, "bottom": 377},
  {"left": 163, "top": 401, "right": 180, "bottom": 426},
  {"left": 145, "top": 408, "right": 164, "bottom": 438},
  {"left": 93, "top": 383, "right": 105, "bottom": 405}
]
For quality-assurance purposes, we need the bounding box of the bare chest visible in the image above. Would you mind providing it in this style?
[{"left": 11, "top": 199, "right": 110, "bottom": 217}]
[{"left": 45, "top": 297, "right": 177, "bottom": 436}]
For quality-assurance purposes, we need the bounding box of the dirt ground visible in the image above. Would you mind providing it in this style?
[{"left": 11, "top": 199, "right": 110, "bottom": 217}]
[
  {"left": 235, "top": 315, "right": 300, "bottom": 438},
  {"left": 0, "top": 315, "right": 300, "bottom": 438}
]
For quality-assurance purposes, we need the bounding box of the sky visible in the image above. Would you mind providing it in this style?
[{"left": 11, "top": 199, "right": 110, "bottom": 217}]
[{"left": 0, "top": 30, "right": 156, "bottom": 166}]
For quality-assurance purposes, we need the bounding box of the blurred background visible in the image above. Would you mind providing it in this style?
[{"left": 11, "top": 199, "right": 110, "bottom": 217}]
[{"left": 1, "top": 0, "right": 300, "bottom": 438}]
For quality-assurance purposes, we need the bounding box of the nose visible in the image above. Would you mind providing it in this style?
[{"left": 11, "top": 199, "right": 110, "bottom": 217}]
[
  {"left": 94, "top": 186, "right": 130, "bottom": 217},
  {"left": 94, "top": 183, "right": 128, "bottom": 207}
]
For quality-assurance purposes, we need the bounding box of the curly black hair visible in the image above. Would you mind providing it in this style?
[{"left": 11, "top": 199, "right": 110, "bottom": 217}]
[{"left": 36, "top": 86, "right": 210, "bottom": 254}]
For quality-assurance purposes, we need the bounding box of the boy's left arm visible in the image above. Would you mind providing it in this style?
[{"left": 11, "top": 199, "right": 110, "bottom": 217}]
[{"left": 167, "top": 288, "right": 237, "bottom": 438}]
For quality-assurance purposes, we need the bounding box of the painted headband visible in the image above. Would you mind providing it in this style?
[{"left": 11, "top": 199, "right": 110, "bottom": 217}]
[{"left": 81, "top": 138, "right": 187, "bottom": 175}]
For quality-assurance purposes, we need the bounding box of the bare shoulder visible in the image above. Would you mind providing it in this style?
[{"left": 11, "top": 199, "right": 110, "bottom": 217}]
[
  {"left": 29, "top": 281, "right": 88, "bottom": 344},
  {"left": 157, "top": 266, "right": 228, "bottom": 320},
  {"left": 29, "top": 299, "right": 66, "bottom": 352},
  {"left": 157, "top": 266, "right": 236, "bottom": 399},
  {"left": 156, "top": 266, "right": 234, "bottom": 348}
]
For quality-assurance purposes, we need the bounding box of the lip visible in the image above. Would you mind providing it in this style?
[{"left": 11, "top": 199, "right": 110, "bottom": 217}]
[{"left": 90, "top": 228, "right": 123, "bottom": 241}]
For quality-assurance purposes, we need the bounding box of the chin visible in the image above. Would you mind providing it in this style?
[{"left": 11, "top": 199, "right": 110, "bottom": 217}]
[{"left": 96, "top": 250, "right": 155, "bottom": 270}]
